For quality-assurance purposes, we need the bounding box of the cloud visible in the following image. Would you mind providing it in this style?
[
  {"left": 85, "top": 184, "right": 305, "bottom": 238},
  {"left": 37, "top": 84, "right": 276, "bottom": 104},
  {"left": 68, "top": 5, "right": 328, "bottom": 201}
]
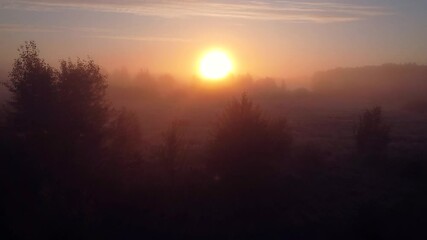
[
  {"left": 0, "top": 23, "right": 111, "bottom": 33},
  {"left": 93, "top": 35, "right": 193, "bottom": 43},
  {"left": 0, "top": 23, "right": 60, "bottom": 33},
  {"left": 0, "top": 23, "right": 192, "bottom": 43},
  {"left": 1, "top": 0, "right": 391, "bottom": 23}
]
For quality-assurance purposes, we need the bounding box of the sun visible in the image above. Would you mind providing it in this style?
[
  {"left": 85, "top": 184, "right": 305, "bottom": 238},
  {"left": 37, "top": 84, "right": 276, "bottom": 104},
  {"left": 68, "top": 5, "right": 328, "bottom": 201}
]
[{"left": 199, "top": 50, "right": 233, "bottom": 80}]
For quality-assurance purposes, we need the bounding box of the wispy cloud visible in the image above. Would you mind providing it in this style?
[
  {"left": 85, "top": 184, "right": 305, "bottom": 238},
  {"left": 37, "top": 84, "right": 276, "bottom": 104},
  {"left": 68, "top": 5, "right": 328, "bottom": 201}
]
[
  {"left": 0, "top": 23, "right": 192, "bottom": 43},
  {"left": 1, "top": 0, "right": 392, "bottom": 23},
  {"left": 93, "top": 35, "right": 193, "bottom": 43},
  {"left": 0, "top": 23, "right": 111, "bottom": 33},
  {"left": 0, "top": 23, "right": 60, "bottom": 33}
]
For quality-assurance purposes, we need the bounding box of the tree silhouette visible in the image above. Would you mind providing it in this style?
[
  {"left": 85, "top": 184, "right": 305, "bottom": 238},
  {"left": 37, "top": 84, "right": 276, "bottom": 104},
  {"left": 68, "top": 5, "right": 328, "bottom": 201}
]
[
  {"left": 58, "top": 59, "right": 109, "bottom": 146},
  {"left": 108, "top": 108, "right": 142, "bottom": 163},
  {"left": 354, "top": 106, "right": 391, "bottom": 160},
  {"left": 158, "top": 120, "right": 187, "bottom": 182},
  {"left": 103, "top": 108, "right": 143, "bottom": 193},
  {"left": 2, "top": 41, "right": 59, "bottom": 188},
  {"left": 4, "top": 41, "right": 57, "bottom": 138},
  {"left": 2, "top": 43, "right": 114, "bottom": 230},
  {"left": 46, "top": 58, "right": 113, "bottom": 217},
  {"left": 209, "top": 93, "right": 292, "bottom": 183},
  {"left": 1, "top": 41, "right": 62, "bottom": 238},
  {"left": 3, "top": 44, "right": 111, "bottom": 172}
]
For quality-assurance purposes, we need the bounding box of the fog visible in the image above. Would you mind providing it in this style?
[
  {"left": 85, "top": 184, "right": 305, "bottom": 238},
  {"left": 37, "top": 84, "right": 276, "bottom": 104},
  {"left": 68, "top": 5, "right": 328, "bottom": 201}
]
[{"left": 1, "top": 43, "right": 427, "bottom": 239}]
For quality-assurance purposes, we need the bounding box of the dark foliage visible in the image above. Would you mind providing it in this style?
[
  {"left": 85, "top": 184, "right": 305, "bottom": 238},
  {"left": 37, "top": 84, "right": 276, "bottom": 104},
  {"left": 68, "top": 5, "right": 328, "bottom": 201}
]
[
  {"left": 1, "top": 42, "right": 121, "bottom": 237},
  {"left": 57, "top": 58, "right": 109, "bottom": 154},
  {"left": 4, "top": 41, "right": 57, "bottom": 135}
]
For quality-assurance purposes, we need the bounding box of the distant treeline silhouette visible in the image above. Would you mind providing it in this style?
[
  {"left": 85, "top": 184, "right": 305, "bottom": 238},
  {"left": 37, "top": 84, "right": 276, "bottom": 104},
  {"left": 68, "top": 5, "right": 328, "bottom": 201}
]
[
  {"left": 1, "top": 42, "right": 427, "bottom": 239},
  {"left": 313, "top": 64, "right": 427, "bottom": 107}
]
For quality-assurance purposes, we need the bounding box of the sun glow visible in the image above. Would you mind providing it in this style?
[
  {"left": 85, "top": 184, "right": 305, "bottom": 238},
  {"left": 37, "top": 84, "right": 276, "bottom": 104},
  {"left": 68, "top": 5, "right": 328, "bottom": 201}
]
[{"left": 199, "top": 50, "right": 233, "bottom": 80}]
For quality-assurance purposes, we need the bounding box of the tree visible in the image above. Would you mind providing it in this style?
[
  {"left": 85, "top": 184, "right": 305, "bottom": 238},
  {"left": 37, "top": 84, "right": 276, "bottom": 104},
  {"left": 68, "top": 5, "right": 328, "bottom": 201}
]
[
  {"left": 103, "top": 108, "right": 143, "bottom": 192},
  {"left": 158, "top": 120, "right": 187, "bottom": 181},
  {"left": 56, "top": 58, "right": 109, "bottom": 161},
  {"left": 2, "top": 41, "right": 61, "bottom": 238},
  {"left": 4, "top": 41, "right": 57, "bottom": 137},
  {"left": 208, "top": 93, "right": 292, "bottom": 182},
  {"left": 354, "top": 107, "right": 391, "bottom": 159},
  {"left": 108, "top": 108, "right": 143, "bottom": 168},
  {"left": 1, "top": 42, "right": 139, "bottom": 237},
  {"left": 2, "top": 41, "right": 59, "bottom": 187}
]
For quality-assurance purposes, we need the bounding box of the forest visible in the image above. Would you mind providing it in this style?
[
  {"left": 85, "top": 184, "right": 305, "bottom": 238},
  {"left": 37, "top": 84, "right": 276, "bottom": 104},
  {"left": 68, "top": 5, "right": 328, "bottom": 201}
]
[{"left": 1, "top": 42, "right": 427, "bottom": 239}]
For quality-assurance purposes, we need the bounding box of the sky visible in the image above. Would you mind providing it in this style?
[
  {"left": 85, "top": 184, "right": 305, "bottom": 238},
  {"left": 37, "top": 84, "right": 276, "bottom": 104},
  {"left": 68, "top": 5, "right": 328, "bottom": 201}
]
[{"left": 0, "top": 0, "right": 426, "bottom": 79}]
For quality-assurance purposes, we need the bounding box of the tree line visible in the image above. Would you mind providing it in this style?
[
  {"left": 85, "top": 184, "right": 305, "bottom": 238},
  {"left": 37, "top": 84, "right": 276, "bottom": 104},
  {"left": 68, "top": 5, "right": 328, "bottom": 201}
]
[{"left": 3, "top": 42, "right": 425, "bottom": 239}]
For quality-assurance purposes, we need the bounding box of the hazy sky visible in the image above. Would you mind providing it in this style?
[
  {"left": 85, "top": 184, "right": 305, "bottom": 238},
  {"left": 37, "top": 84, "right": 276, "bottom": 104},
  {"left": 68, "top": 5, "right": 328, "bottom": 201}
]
[{"left": 1, "top": 0, "right": 426, "bottom": 78}]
